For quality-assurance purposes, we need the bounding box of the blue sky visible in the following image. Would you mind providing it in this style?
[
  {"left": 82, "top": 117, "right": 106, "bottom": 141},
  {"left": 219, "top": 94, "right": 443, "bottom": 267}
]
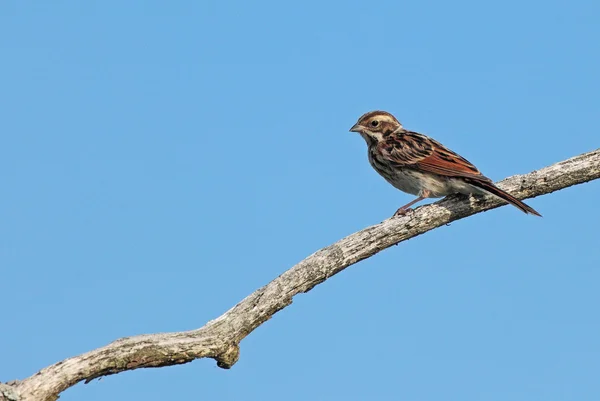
[{"left": 1, "top": 1, "right": 599, "bottom": 400}]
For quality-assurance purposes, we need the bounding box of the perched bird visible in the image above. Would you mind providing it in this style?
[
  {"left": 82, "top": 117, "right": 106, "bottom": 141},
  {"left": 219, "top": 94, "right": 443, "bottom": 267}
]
[{"left": 349, "top": 110, "right": 541, "bottom": 217}]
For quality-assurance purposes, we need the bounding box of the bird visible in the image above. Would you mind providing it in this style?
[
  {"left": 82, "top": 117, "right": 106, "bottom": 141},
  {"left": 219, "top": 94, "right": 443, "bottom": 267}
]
[{"left": 349, "top": 110, "right": 541, "bottom": 217}]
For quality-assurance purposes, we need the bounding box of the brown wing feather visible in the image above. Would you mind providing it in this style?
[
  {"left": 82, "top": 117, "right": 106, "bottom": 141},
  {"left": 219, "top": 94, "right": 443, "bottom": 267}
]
[
  {"left": 381, "top": 131, "right": 490, "bottom": 181},
  {"left": 416, "top": 137, "right": 488, "bottom": 180},
  {"left": 378, "top": 131, "right": 433, "bottom": 165}
]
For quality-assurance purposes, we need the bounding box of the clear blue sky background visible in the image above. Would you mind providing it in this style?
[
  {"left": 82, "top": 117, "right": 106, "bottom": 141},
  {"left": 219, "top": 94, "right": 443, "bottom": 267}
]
[{"left": 1, "top": 1, "right": 599, "bottom": 400}]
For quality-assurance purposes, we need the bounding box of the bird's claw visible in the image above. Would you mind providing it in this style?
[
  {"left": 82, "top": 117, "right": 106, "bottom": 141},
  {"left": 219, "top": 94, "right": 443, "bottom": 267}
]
[{"left": 393, "top": 207, "right": 414, "bottom": 217}]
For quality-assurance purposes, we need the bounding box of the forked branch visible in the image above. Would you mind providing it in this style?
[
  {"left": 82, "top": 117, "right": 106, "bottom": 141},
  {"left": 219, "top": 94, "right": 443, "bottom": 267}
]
[{"left": 3, "top": 148, "right": 600, "bottom": 401}]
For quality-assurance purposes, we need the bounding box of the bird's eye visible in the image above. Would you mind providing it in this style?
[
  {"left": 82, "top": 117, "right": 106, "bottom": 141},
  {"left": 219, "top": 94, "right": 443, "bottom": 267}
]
[{"left": 371, "top": 120, "right": 380, "bottom": 127}]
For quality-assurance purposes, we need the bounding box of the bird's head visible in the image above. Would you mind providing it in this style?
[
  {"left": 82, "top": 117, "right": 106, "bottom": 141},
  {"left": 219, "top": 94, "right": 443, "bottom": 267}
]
[{"left": 349, "top": 111, "right": 403, "bottom": 144}]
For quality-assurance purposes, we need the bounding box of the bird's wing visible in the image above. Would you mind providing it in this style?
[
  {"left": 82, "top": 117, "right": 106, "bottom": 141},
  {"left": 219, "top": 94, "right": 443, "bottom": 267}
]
[{"left": 380, "top": 131, "right": 489, "bottom": 181}]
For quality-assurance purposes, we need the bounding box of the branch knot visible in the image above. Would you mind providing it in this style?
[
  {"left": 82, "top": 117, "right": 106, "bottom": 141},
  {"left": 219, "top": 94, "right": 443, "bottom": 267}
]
[{"left": 215, "top": 343, "right": 240, "bottom": 369}]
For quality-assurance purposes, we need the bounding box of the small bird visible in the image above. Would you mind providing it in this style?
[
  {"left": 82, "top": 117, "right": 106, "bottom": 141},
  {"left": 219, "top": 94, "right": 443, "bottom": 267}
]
[{"left": 349, "top": 110, "right": 541, "bottom": 217}]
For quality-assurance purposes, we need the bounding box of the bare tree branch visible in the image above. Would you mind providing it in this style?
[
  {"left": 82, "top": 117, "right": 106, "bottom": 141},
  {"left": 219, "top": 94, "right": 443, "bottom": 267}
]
[{"left": 4, "top": 148, "right": 600, "bottom": 401}]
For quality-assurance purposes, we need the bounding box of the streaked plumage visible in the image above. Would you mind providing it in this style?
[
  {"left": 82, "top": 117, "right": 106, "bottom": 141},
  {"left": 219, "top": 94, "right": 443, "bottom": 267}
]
[{"left": 349, "top": 110, "right": 541, "bottom": 217}]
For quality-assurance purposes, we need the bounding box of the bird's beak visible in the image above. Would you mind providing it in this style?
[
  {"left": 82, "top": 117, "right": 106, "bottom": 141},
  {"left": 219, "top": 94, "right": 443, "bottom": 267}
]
[{"left": 349, "top": 123, "right": 362, "bottom": 133}]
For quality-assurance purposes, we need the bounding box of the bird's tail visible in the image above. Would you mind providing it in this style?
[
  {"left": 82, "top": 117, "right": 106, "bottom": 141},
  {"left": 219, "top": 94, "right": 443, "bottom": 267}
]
[{"left": 467, "top": 179, "right": 542, "bottom": 217}]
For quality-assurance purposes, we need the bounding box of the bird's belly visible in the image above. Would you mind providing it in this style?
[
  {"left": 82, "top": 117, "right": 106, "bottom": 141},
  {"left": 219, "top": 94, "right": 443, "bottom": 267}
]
[
  {"left": 368, "top": 150, "right": 483, "bottom": 198},
  {"left": 384, "top": 169, "right": 446, "bottom": 197},
  {"left": 381, "top": 168, "right": 480, "bottom": 198}
]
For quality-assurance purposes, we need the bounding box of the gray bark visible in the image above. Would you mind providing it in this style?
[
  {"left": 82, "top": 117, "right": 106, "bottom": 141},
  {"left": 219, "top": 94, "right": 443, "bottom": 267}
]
[{"left": 3, "top": 148, "right": 599, "bottom": 401}]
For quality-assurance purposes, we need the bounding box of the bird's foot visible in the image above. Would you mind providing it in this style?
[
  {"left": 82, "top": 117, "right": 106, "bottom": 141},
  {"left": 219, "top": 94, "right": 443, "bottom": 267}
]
[{"left": 393, "top": 207, "right": 415, "bottom": 217}]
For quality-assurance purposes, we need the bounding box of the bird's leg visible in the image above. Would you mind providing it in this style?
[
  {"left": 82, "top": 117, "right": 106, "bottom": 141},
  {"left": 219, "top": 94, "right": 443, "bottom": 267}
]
[
  {"left": 393, "top": 197, "right": 424, "bottom": 216},
  {"left": 393, "top": 190, "right": 431, "bottom": 217}
]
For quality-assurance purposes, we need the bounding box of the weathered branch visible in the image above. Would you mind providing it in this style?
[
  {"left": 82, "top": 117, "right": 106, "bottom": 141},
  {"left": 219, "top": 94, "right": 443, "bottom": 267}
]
[{"left": 4, "top": 148, "right": 600, "bottom": 401}]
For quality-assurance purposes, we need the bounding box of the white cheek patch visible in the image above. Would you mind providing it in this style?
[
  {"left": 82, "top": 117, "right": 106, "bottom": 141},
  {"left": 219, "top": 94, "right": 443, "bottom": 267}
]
[
  {"left": 371, "top": 131, "right": 384, "bottom": 141},
  {"left": 359, "top": 131, "right": 383, "bottom": 143}
]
